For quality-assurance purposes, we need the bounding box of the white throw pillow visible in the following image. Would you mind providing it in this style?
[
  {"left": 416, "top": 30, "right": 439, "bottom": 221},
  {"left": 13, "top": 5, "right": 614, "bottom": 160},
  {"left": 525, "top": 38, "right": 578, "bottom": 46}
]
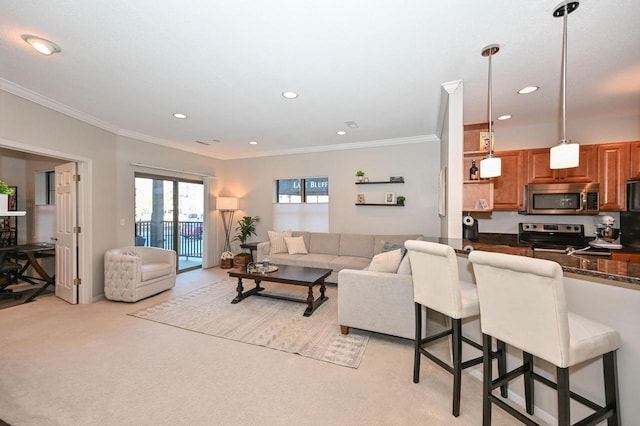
[
  {"left": 367, "top": 249, "right": 402, "bottom": 273},
  {"left": 397, "top": 254, "right": 412, "bottom": 275},
  {"left": 268, "top": 230, "right": 292, "bottom": 254},
  {"left": 285, "top": 236, "right": 308, "bottom": 255}
]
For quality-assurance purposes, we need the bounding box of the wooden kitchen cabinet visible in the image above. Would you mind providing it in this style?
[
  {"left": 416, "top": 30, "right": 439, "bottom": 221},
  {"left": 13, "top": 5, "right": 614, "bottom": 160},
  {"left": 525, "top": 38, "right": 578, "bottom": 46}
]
[
  {"left": 492, "top": 150, "right": 526, "bottom": 211},
  {"left": 611, "top": 251, "right": 640, "bottom": 264},
  {"left": 598, "top": 142, "right": 630, "bottom": 211},
  {"left": 630, "top": 141, "right": 640, "bottom": 179},
  {"left": 527, "top": 145, "right": 597, "bottom": 184}
]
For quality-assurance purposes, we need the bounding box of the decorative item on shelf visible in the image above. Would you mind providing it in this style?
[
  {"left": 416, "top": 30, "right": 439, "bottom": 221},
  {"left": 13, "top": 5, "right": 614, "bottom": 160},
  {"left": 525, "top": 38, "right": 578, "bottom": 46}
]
[
  {"left": 363, "top": 177, "right": 369, "bottom": 182},
  {"left": 550, "top": 1, "right": 580, "bottom": 169},
  {"left": 220, "top": 251, "right": 234, "bottom": 269},
  {"left": 479, "top": 132, "right": 494, "bottom": 152},
  {"left": 357, "top": 194, "right": 365, "bottom": 204},
  {"left": 217, "top": 196, "right": 239, "bottom": 254},
  {"left": 355, "top": 170, "right": 365, "bottom": 182},
  {"left": 469, "top": 159, "right": 479, "bottom": 180},
  {"left": 479, "top": 44, "right": 502, "bottom": 178},
  {"left": 389, "top": 176, "right": 404, "bottom": 183},
  {"left": 396, "top": 195, "right": 406, "bottom": 206},
  {"left": 385, "top": 192, "right": 395, "bottom": 204}
]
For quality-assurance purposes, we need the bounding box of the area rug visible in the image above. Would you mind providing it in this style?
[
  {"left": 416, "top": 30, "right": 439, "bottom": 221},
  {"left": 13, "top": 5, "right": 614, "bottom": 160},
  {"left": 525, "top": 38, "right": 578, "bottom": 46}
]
[{"left": 128, "top": 279, "right": 370, "bottom": 368}]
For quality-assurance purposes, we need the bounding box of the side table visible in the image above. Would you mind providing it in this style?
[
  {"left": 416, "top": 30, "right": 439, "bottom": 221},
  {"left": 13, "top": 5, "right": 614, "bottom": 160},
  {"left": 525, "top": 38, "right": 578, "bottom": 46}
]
[{"left": 239, "top": 242, "right": 262, "bottom": 262}]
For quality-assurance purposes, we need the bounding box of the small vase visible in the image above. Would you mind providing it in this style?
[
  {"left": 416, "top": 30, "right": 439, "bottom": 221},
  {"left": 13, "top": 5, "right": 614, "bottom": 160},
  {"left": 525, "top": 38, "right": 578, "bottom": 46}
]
[{"left": 357, "top": 176, "right": 364, "bottom": 182}]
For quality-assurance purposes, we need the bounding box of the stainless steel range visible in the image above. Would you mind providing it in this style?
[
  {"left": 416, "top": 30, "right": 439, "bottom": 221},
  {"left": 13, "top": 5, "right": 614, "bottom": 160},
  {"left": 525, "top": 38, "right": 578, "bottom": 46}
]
[{"left": 518, "top": 222, "right": 611, "bottom": 256}]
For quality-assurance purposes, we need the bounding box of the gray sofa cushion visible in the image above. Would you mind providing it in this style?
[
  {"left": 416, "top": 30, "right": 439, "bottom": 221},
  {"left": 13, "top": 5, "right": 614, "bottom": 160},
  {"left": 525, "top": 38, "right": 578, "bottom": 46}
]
[
  {"left": 339, "top": 234, "right": 375, "bottom": 258},
  {"left": 374, "top": 234, "right": 422, "bottom": 255},
  {"left": 309, "top": 233, "right": 340, "bottom": 255}
]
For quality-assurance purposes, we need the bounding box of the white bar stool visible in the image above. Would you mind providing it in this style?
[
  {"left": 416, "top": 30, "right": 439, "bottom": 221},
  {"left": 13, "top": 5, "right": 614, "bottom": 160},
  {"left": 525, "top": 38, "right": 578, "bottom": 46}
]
[
  {"left": 405, "top": 240, "right": 506, "bottom": 417},
  {"left": 469, "top": 250, "right": 621, "bottom": 425}
]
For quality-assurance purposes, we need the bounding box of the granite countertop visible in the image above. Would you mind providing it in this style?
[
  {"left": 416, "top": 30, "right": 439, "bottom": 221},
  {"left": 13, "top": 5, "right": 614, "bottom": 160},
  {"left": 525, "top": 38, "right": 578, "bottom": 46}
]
[{"left": 419, "top": 234, "right": 640, "bottom": 287}]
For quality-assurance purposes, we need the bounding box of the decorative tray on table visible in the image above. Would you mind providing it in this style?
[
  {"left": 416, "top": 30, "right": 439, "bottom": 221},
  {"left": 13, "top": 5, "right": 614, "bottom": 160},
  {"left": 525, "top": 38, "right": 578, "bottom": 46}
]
[{"left": 246, "top": 263, "right": 278, "bottom": 274}]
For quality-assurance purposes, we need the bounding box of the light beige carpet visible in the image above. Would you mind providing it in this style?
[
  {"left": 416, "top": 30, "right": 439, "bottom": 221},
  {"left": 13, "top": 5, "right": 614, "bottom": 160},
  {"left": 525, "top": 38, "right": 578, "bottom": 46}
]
[{"left": 129, "top": 279, "right": 370, "bottom": 368}]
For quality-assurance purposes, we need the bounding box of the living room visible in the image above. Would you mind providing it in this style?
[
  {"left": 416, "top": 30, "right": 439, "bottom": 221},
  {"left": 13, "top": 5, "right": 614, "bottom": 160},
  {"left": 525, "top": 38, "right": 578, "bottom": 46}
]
[{"left": 1, "top": 1, "right": 639, "bottom": 424}]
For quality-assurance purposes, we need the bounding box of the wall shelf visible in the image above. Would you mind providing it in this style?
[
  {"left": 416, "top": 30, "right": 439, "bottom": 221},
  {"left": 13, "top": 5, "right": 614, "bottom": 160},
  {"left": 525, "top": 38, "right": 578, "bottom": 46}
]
[
  {"left": 355, "top": 180, "right": 404, "bottom": 185},
  {"left": 355, "top": 203, "right": 404, "bottom": 206}
]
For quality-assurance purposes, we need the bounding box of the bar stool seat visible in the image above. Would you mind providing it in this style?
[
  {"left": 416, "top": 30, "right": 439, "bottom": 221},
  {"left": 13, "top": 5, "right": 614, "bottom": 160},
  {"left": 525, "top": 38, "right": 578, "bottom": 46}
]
[
  {"left": 405, "top": 240, "right": 506, "bottom": 417},
  {"left": 469, "top": 250, "right": 621, "bottom": 426}
]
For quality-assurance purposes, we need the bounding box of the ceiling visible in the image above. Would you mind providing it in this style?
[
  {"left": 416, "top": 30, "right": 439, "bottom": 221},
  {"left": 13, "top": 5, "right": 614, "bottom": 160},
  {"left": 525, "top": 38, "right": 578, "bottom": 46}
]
[{"left": 1, "top": 1, "right": 638, "bottom": 160}]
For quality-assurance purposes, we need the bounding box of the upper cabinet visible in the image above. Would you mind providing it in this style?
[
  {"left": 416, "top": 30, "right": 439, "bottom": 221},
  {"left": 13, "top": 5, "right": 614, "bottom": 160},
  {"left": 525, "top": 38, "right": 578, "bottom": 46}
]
[
  {"left": 528, "top": 145, "right": 598, "bottom": 184},
  {"left": 630, "top": 141, "right": 640, "bottom": 179},
  {"left": 598, "top": 142, "right": 630, "bottom": 211},
  {"left": 493, "top": 150, "right": 526, "bottom": 211}
]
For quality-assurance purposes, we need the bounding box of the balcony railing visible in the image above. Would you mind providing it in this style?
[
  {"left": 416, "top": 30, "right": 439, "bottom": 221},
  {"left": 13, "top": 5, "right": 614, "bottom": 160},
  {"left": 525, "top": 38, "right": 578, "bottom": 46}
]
[{"left": 135, "top": 221, "right": 202, "bottom": 258}]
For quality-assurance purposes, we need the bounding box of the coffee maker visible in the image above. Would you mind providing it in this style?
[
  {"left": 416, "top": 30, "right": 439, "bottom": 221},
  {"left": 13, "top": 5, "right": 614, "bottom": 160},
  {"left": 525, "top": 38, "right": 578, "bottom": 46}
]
[
  {"left": 590, "top": 215, "right": 622, "bottom": 249},
  {"left": 462, "top": 215, "right": 479, "bottom": 241}
]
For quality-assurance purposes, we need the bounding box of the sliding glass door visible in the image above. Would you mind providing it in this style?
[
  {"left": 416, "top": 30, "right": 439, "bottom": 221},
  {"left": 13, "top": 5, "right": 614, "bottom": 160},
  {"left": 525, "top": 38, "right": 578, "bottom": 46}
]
[{"left": 134, "top": 174, "right": 204, "bottom": 271}]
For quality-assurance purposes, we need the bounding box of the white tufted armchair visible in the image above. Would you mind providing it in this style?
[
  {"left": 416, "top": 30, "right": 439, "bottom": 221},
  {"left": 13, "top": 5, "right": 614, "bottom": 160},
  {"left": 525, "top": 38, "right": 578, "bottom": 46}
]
[{"left": 104, "top": 246, "right": 176, "bottom": 302}]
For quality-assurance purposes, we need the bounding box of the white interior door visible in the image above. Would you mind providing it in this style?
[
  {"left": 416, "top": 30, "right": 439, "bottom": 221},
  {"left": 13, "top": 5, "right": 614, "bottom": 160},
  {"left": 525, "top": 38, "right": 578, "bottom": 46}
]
[{"left": 55, "top": 162, "right": 78, "bottom": 304}]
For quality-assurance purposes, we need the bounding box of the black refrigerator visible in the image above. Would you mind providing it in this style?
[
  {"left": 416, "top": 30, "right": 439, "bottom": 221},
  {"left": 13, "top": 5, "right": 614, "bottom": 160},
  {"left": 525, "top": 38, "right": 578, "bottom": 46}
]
[{"left": 621, "top": 181, "right": 640, "bottom": 249}]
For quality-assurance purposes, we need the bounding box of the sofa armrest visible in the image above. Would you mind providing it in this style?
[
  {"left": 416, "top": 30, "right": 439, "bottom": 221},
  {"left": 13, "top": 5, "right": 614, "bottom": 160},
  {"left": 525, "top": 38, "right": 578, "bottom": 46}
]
[
  {"left": 256, "top": 241, "right": 271, "bottom": 262},
  {"left": 338, "top": 269, "right": 416, "bottom": 339}
]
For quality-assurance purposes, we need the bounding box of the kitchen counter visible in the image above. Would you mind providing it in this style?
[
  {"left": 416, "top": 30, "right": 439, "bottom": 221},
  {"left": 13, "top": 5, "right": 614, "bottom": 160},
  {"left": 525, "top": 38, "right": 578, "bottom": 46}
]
[{"left": 419, "top": 234, "right": 640, "bottom": 287}]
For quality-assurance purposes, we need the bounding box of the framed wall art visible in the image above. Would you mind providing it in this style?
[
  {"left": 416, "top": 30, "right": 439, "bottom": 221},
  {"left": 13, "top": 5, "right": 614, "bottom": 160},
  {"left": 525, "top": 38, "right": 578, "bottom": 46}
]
[{"left": 385, "top": 192, "right": 395, "bottom": 204}]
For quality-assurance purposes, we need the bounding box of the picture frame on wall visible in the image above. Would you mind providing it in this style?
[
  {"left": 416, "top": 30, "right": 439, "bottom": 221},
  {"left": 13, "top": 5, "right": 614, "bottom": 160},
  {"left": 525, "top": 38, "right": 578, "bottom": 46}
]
[
  {"left": 385, "top": 192, "right": 395, "bottom": 204},
  {"left": 357, "top": 194, "right": 365, "bottom": 204}
]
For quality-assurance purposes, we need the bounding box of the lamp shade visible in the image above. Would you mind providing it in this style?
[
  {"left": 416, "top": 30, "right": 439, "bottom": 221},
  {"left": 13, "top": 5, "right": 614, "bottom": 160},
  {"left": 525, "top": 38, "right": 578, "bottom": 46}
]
[
  {"left": 480, "top": 155, "right": 502, "bottom": 178},
  {"left": 216, "top": 196, "right": 238, "bottom": 211},
  {"left": 550, "top": 142, "right": 579, "bottom": 169}
]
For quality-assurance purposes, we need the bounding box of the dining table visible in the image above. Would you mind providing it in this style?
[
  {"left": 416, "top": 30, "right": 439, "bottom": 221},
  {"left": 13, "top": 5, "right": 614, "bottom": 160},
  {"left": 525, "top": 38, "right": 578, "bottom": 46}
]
[{"left": 0, "top": 243, "right": 56, "bottom": 303}]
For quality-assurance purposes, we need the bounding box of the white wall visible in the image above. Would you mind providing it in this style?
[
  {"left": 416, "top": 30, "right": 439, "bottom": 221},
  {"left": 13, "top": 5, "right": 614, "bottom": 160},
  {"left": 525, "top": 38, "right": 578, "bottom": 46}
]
[{"left": 219, "top": 141, "right": 440, "bottom": 251}]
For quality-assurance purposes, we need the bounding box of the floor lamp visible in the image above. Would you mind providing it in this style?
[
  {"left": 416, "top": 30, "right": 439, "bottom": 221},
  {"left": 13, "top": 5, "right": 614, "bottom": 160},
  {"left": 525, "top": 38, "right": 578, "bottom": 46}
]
[{"left": 217, "top": 197, "right": 239, "bottom": 253}]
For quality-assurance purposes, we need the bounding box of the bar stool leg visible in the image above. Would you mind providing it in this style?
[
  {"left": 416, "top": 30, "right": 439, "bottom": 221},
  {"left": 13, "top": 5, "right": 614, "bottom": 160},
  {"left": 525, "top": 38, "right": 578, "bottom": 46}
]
[
  {"left": 413, "top": 302, "right": 422, "bottom": 383},
  {"left": 482, "top": 333, "right": 493, "bottom": 426},
  {"left": 497, "top": 339, "right": 508, "bottom": 398},
  {"left": 452, "top": 319, "right": 462, "bottom": 417},
  {"left": 524, "top": 351, "right": 534, "bottom": 415},
  {"left": 603, "top": 351, "right": 620, "bottom": 426},
  {"left": 557, "top": 366, "right": 570, "bottom": 426}
]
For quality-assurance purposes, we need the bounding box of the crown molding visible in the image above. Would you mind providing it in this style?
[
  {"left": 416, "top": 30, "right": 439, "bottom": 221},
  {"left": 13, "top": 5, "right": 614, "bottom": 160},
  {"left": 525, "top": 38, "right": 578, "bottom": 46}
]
[{"left": 1, "top": 78, "right": 438, "bottom": 161}]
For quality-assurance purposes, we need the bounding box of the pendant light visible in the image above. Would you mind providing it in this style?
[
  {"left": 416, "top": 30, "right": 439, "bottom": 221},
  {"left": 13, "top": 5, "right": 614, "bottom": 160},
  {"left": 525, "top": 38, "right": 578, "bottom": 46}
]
[
  {"left": 550, "top": 1, "right": 580, "bottom": 169},
  {"left": 479, "top": 44, "right": 501, "bottom": 178}
]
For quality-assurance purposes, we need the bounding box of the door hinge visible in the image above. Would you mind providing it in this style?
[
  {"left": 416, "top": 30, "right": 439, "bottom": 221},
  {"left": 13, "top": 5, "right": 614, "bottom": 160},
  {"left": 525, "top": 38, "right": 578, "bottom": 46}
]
[
  {"left": 73, "top": 278, "right": 81, "bottom": 286},
  {"left": 73, "top": 174, "right": 81, "bottom": 182},
  {"left": 73, "top": 226, "right": 81, "bottom": 233}
]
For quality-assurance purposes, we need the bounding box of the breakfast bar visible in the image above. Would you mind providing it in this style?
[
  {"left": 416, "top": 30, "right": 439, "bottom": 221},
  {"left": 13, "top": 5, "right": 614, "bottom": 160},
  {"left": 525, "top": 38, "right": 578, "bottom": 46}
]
[{"left": 417, "top": 235, "right": 639, "bottom": 423}]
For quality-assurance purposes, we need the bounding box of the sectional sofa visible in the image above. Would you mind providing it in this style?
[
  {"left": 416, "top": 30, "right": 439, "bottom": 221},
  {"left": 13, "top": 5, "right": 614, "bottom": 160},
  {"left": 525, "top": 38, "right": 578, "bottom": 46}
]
[{"left": 255, "top": 231, "right": 433, "bottom": 339}]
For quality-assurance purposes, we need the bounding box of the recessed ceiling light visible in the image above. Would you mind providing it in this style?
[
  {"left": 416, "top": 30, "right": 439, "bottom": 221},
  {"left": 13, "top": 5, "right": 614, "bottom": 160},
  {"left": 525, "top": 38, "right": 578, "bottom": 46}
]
[
  {"left": 345, "top": 121, "right": 359, "bottom": 129},
  {"left": 282, "top": 91, "right": 298, "bottom": 99},
  {"left": 497, "top": 114, "right": 512, "bottom": 120},
  {"left": 518, "top": 86, "right": 539, "bottom": 94},
  {"left": 21, "top": 34, "right": 61, "bottom": 55},
  {"left": 173, "top": 113, "right": 187, "bottom": 119},
  {"left": 249, "top": 141, "right": 258, "bottom": 145},
  {"left": 336, "top": 130, "right": 347, "bottom": 136}
]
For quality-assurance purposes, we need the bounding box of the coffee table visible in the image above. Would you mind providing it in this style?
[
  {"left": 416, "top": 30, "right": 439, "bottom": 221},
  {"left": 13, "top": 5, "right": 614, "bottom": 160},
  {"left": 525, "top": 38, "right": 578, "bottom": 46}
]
[{"left": 227, "top": 264, "right": 331, "bottom": 317}]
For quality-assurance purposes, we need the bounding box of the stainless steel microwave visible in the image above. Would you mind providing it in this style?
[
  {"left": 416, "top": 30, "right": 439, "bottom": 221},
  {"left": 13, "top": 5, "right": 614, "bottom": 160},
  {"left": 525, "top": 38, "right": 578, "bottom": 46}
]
[{"left": 522, "top": 183, "right": 600, "bottom": 215}]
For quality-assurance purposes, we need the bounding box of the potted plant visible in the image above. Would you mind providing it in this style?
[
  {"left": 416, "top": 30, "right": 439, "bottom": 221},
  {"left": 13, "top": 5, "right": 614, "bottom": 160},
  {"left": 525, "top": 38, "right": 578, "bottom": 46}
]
[
  {"left": 0, "top": 179, "right": 15, "bottom": 212},
  {"left": 356, "top": 170, "right": 365, "bottom": 182},
  {"left": 396, "top": 195, "right": 406, "bottom": 206},
  {"left": 233, "top": 216, "right": 259, "bottom": 267},
  {"left": 220, "top": 251, "right": 234, "bottom": 269}
]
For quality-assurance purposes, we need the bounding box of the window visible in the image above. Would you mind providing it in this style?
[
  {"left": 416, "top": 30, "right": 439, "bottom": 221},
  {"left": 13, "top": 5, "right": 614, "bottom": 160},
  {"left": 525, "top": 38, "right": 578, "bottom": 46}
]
[
  {"left": 35, "top": 170, "right": 56, "bottom": 205},
  {"left": 276, "top": 177, "right": 328, "bottom": 203}
]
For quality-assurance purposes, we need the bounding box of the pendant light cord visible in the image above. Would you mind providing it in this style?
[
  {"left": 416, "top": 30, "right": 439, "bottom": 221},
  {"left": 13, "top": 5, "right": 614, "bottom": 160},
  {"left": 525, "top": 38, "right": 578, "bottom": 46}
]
[
  {"left": 488, "top": 49, "right": 493, "bottom": 155},
  {"left": 561, "top": 9, "right": 568, "bottom": 143}
]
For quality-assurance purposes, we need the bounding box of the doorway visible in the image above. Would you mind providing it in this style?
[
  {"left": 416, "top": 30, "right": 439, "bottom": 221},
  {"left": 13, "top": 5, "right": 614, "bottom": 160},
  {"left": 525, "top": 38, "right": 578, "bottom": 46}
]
[{"left": 134, "top": 174, "right": 204, "bottom": 271}]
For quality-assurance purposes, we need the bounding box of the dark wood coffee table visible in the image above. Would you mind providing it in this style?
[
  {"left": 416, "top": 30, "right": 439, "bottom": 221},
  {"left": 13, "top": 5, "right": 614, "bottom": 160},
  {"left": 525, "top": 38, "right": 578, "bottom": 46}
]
[{"left": 227, "top": 264, "right": 331, "bottom": 317}]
